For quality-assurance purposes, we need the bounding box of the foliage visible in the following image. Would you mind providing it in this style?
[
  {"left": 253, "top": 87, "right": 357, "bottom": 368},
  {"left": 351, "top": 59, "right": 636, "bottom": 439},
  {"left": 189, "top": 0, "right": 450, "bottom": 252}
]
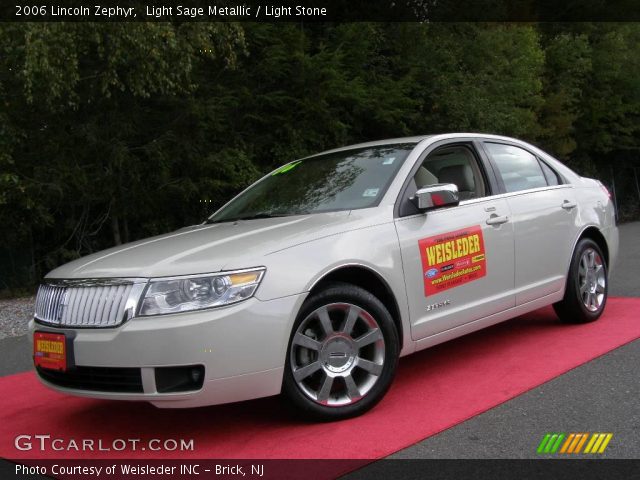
[{"left": 1, "top": 22, "right": 640, "bottom": 290}]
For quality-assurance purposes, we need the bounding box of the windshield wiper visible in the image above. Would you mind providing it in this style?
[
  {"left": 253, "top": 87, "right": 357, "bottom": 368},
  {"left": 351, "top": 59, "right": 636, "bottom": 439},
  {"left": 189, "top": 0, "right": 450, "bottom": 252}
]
[{"left": 206, "top": 213, "right": 290, "bottom": 224}]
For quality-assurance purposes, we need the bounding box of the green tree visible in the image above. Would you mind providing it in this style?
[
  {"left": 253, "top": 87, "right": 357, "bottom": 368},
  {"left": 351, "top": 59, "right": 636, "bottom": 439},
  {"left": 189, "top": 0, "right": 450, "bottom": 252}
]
[
  {"left": 409, "top": 23, "right": 545, "bottom": 138},
  {"left": 3, "top": 21, "right": 640, "bottom": 292},
  {"left": 0, "top": 22, "right": 244, "bottom": 287},
  {"left": 538, "top": 31, "right": 592, "bottom": 159}
]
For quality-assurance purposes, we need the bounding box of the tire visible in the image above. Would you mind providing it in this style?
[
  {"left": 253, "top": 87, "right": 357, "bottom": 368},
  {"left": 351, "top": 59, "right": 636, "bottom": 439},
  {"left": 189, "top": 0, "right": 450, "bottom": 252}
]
[
  {"left": 283, "top": 282, "right": 399, "bottom": 421},
  {"left": 553, "top": 238, "right": 608, "bottom": 324}
]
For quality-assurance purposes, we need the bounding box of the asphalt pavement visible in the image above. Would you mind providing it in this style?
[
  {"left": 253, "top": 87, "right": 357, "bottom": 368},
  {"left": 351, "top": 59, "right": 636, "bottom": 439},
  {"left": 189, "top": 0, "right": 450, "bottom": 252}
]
[
  {"left": 1, "top": 222, "right": 638, "bottom": 464},
  {"left": 0, "top": 335, "right": 30, "bottom": 377}
]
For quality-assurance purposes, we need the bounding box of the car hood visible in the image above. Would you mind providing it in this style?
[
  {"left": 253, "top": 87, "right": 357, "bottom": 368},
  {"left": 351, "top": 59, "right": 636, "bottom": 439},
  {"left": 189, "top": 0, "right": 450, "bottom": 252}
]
[{"left": 46, "top": 210, "right": 382, "bottom": 279}]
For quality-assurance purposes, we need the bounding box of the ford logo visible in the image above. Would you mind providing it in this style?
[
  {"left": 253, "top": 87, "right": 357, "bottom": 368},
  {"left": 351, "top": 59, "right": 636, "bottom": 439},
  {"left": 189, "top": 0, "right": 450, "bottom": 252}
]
[{"left": 425, "top": 268, "right": 439, "bottom": 278}]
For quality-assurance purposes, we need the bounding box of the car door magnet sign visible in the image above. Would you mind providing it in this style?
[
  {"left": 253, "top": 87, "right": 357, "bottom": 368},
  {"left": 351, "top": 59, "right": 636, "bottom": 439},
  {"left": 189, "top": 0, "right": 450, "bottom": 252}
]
[{"left": 419, "top": 225, "right": 487, "bottom": 296}]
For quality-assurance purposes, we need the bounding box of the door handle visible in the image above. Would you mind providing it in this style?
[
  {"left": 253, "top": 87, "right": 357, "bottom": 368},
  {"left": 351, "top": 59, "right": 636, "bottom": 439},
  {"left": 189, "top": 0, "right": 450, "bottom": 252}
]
[
  {"left": 486, "top": 214, "right": 509, "bottom": 226},
  {"left": 561, "top": 200, "right": 577, "bottom": 210}
]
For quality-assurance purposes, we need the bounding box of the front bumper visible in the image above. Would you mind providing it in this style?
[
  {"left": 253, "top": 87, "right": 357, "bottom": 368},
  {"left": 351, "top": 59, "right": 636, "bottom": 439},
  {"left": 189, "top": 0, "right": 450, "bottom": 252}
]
[{"left": 29, "top": 293, "right": 306, "bottom": 408}]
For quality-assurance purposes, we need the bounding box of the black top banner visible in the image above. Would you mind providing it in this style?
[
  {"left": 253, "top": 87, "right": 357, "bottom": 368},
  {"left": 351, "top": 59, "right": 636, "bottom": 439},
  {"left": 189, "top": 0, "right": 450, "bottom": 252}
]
[{"left": 4, "top": 0, "right": 640, "bottom": 22}]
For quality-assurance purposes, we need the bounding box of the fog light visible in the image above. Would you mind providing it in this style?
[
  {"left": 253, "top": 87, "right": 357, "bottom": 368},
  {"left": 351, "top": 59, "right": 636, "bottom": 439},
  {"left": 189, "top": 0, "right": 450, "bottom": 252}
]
[
  {"left": 190, "top": 367, "right": 203, "bottom": 384},
  {"left": 155, "top": 365, "right": 205, "bottom": 393}
]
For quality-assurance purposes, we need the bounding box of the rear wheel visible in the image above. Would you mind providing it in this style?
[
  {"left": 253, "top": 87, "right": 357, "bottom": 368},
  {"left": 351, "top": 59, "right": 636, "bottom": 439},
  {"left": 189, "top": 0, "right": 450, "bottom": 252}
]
[
  {"left": 554, "top": 238, "right": 608, "bottom": 323},
  {"left": 283, "top": 282, "right": 399, "bottom": 420}
]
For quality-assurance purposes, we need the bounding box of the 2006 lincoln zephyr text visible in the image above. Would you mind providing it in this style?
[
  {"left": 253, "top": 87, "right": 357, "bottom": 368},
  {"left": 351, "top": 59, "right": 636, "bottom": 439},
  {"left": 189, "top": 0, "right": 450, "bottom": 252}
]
[{"left": 30, "top": 133, "right": 618, "bottom": 420}]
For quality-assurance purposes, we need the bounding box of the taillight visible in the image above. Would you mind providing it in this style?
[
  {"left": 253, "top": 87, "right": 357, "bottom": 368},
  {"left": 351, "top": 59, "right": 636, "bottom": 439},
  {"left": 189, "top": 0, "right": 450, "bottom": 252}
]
[{"left": 597, "top": 181, "right": 612, "bottom": 199}]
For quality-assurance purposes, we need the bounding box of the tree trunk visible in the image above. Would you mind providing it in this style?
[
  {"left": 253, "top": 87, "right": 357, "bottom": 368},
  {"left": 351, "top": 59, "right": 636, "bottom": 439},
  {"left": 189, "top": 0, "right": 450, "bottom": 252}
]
[
  {"left": 123, "top": 216, "right": 130, "bottom": 244},
  {"left": 111, "top": 216, "right": 122, "bottom": 246},
  {"left": 29, "top": 227, "right": 36, "bottom": 287}
]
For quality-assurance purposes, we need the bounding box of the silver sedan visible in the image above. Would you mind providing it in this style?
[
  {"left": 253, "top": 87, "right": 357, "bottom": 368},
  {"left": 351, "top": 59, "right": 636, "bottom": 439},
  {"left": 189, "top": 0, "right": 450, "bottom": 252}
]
[{"left": 30, "top": 133, "right": 618, "bottom": 420}]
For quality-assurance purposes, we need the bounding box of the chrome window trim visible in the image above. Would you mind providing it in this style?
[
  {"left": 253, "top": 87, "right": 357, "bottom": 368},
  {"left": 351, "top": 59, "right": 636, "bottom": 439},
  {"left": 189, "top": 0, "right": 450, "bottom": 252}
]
[
  {"left": 394, "top": 184, "right": 574, "bottom": 222},
  {"left": 459, "top": 183, "right": 573, "bottom": 205}
]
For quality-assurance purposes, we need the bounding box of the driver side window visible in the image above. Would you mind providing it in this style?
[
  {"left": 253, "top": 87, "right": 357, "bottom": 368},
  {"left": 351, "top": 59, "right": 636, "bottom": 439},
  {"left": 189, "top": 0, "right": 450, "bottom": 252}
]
[{"left": 414, "top": 145, "right": 487, "bottom": 201}]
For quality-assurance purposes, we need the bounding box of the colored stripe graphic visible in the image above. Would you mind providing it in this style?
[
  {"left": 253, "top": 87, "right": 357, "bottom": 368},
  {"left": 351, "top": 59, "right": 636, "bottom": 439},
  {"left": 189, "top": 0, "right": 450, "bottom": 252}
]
[
  {"left": 574, "top": 433, "right": 588, "bottom": 453},
  {"left": 545, "top": 434, "right": 559, "bottom": 453},
  {"left": 560, "top": 433, "right": 575, "bottom": 453},
  {"left": 549, "top": 434, "right": 565, "bottom": 453},
  {"left": 538, "top": 433, "right": 612, "bottom": 454},
  {"left": 584, "top": 433, "right": 613, "bottom": 454},
  {"left": 584, "top": 434, "right": 598, "bottom": 453},
  {"left": 567, "top": 434, "right": 582, "bottom": 453},
  {"left": 537, "top": 434, "right": 551, "bottom": 454}
]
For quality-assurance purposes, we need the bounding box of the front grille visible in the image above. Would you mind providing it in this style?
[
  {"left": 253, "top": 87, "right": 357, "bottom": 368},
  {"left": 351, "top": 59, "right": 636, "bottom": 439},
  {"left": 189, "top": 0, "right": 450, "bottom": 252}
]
[
  {"left": 37, "top": 366, "right": 143, "bottom": 393},
  {"left": 35, "top": 280, "right": 145, "bottom": 328}
]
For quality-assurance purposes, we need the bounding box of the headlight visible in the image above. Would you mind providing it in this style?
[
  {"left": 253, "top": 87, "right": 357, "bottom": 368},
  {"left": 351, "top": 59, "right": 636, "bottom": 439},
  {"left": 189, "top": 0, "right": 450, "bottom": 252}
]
[{"left": 138, "top": 268, "right": 265, "bottom": 316}]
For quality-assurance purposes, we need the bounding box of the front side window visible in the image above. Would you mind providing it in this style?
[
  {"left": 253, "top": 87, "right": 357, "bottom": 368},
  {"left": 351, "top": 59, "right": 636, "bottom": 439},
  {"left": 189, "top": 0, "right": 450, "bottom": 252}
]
[
  {"left": 484, "top": 143, "right": 548, "bottom": 193},
  {"left": 207, "top": 144, "right": 416, "bottom": 223},
  {"left": 415, "top": 145, "right": 487, "bottom": 201}
]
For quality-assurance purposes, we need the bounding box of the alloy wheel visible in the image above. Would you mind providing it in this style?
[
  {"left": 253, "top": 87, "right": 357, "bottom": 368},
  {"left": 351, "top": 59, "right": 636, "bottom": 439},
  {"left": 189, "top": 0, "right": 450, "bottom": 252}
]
[
  {"left": 578, "top": 247, "right": 606, "bottom": 312},
  {"left": 289, "top": 303, "right": 386, "bottom": 407}
]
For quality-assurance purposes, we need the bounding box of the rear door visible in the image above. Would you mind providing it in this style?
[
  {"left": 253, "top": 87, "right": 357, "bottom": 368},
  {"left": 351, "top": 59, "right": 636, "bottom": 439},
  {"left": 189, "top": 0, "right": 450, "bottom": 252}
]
[
  {"left": 481, "top": 141, "right": 581, "bottom": 305},
  {"left": 394, "top": 140, "right": 516, "bottom": 340}
]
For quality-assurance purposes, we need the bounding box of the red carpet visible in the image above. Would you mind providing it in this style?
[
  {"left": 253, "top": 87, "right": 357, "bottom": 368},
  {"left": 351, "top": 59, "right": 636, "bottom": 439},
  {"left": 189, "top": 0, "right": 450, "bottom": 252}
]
[{"left": 1, "top": 297, "right": 639, "bottom": 462}]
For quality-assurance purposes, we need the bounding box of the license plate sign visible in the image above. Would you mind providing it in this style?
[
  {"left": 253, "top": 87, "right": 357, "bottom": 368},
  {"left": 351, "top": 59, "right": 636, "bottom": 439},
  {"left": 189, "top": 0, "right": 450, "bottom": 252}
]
[{"left": 34, "top": 332, "right": 67, "bottom": 371}]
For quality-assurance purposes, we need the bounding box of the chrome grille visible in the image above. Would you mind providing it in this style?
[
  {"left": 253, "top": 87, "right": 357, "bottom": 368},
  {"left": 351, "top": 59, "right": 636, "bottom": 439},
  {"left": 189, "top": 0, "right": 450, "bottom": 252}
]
[{"left": 35, "top": 280, "right": 145, "bottom": 328}]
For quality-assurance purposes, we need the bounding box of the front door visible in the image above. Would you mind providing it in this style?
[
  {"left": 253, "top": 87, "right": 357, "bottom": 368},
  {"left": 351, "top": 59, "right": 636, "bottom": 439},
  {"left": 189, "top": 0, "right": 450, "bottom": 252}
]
[{"left": 394, "top": 142, "right": 516, "bottom": 340}]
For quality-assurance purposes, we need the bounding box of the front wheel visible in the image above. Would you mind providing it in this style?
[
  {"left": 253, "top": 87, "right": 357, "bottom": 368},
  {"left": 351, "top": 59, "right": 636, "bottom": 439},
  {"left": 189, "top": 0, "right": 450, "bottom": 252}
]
[
  {"left": 283, "top": 282, "right": 399, "bottom": 421},
  {"left": 554, "top": 238, "right": 608, "bottom": 323}
]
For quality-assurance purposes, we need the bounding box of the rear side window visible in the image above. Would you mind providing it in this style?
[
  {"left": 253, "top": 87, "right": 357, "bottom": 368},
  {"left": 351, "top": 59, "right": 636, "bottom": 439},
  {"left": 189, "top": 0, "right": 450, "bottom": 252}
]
[
  {"left": 539, "top": 160, "right": 561, "bottom": 186},
  {"left": 484, "top": 143, "right": 548, "bottom": 193}
]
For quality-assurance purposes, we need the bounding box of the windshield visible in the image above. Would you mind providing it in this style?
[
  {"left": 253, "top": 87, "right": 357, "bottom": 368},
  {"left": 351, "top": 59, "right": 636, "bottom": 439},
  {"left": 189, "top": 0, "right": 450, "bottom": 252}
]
[{"left": 207, "top": 143, "right": 416, "bottom": 223}]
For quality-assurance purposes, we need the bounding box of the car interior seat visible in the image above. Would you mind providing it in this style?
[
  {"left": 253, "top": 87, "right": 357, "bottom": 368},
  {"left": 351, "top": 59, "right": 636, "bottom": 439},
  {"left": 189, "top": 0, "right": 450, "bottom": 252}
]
[{"left": 437, "top": 164, "right": 476, "bottom": 200}]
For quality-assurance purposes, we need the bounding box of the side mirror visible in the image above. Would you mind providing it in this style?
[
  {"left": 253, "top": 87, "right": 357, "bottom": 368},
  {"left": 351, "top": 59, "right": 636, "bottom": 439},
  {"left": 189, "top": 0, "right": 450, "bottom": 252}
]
[{"left": 412, "top": 183, "right": 459, "bottom": 211}]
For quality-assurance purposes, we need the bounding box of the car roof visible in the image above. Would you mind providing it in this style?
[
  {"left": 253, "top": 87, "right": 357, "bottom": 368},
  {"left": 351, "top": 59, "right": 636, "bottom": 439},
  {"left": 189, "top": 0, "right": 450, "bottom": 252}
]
[
  {"left": 293, "top": 133, "right": 580, "bottom": 187},
  {"left": 309, "top": 136, "right": 432, "bottom": 157},
  {"left": 309, "top": 133, "right": 529, "bottom": 158}
]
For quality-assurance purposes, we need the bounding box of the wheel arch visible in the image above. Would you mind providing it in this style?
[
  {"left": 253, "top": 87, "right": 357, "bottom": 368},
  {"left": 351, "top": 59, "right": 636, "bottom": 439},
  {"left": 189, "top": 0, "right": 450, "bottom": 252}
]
[
  {"left": 309, "top": 265, "right": 405, "bottom": 349},
  {"left": 560, "top": 225, "right": 610, "bottom": 300},
  {"left": 576, "top": 226, "right": 610, "bottom": 267},
  {"left": 554, "top": 224, "right": 610, "bottom": 323}
]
